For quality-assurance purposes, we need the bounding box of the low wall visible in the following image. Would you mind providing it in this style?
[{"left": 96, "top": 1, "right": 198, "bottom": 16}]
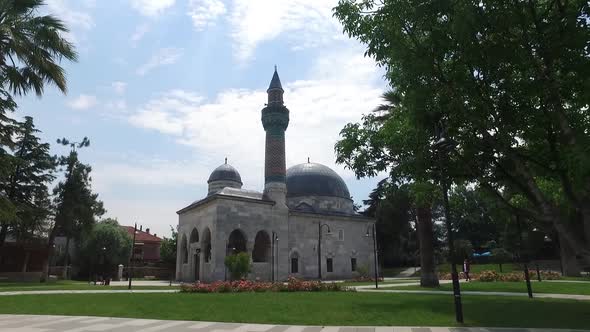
[{"left": 0, "top": 272, "right": 42, "bottom": 282}]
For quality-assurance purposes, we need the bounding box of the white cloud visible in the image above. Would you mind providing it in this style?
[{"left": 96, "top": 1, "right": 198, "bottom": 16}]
[
  {"left": 131, "top": 23, "right": 150, "bottom": 45},
  {"left": 127, "top": 49, "right": 384, "bottom": 191},
  {"left": 44, "top": 0, "right": 94, "bottom": 44},
  {"left": 136, "top": 47, "right": 184, "bottom": 76},
  {"left": 67, "top": 94, "right": 98, "bottom": 110},
  {"left": 187, "top": 0, "right": 226, "bottom": 30},
  {"left": 130, "top": 0, "right": 176, "bottom": 17},
  {"left": 228, "top": 0, "right": 344, "bottom": 61},
  {"left": 112, "top": 81, "right": 128, "bottom": 95}
]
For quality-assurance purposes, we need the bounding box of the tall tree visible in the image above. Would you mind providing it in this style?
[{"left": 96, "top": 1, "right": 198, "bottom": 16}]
[
  {"left": 160, "top": 225, "right": 178, "bottom": 265},
  {"left": 0, "top": 0, "right": 77, "bottom": 228},
  {"left": 41, "top": 137, "right": 104, "bottom": 281},
  {"left": 333, "top": 0, "right": 590, "bottom": 266},
  {"left": 0, "top": 116, "right": 55, "bottom": 245}
]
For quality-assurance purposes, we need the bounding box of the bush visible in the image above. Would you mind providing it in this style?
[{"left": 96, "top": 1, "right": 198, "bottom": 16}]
[
  {"left": 500, "top": 272, "right": 523, "bottom": 282},
  {"left": 477, "top": 270, "right": 500, "bottom": 282},
  {"left": 180, "top": 277, "right": 352, "bottom": 293},
  {"left": 224, "top": 252, "right": 251, "bottom": 280}
]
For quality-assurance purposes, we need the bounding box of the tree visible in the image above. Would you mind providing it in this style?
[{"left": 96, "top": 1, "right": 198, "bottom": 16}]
[
  {"left": 0, "top": 0, "right": 77, "bottom": 237},
  {"left": 224, "top": 252, "right": 251, "bottom": 280},
  {"left": 0, "top": 116, "right": 55, "bottom": 245},
  {"left": 160, "top": 225, "right": 177, "bottom": 265},
  {"left": 42, "top": 137, "right": 104, "bottom": 281},
  {"left": 333, "top": 0, "right": 590, "bottom": 266},
  {"left": 78, "top": 218, "right": 132, "bottom": 279},
  {"left": 362, "top": 179, "right": 414, "bottom": 267}
]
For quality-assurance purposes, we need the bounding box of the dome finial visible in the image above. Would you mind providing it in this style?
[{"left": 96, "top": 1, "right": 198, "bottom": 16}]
[
  {"left": 274, "top": 64, "right": 277, "bottom": 72},
  {"left": 225, "top": 157, "right": 227, "bottom": 164},
  {"left": 307, "top": 157, "right": 310, "bottom": 163}
]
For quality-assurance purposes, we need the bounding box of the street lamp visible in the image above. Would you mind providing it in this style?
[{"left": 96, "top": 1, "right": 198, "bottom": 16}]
[
  {"left": 101, "top": 247, "right": 106, "bottom": 285},
  {"left": 365, "top": 224, "right": 379, "bottom": 289},
  {"left": 271, "top": 231, "right": 279, "bottom": 282},
  {"left": 128, "top": 223, "right": 138, "bottom": 290},
  {"left": 433, "top": 122, "right": 464, "bottom": 324},
  {"left": 318, "top": 223, "right": 332, "bottom": 280}
]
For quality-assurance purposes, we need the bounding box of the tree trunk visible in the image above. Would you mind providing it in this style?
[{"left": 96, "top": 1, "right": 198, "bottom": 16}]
[
  {"left": 40, "top": 224, "right": 59, "bottom": 282},
  {"left": 62, "top": 236, "right": 70, "bottom": 279},
  {"left": 416, "top": 206, "right": 439, "bottom": 287},
  {"left": 21, "top": 251, "right": 30, "bottom": 273},
  {"left": 0, "top": 225, "right": 7, "bottom": 247},
  {"left": 559, "top": 233, "right": 581, "bottom": 277}
]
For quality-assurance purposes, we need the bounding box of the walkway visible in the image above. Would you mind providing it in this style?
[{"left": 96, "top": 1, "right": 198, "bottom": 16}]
[{"left": 0, "top": 315, "right": 587, "bottom": 332}]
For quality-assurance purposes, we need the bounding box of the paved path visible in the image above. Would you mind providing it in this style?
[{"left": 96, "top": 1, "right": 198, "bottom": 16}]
[
  {"left": 396, "top": 267, "right": 420, "bottom": 278},
  {"left": 356, "top": 288, "right": 590, "bottom": 300},
  {"left": 0, "top": 315, "right": 587, "bottom": 332}
]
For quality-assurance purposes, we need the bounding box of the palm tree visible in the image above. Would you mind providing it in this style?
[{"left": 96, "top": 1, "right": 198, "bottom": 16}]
[{"left": 0, "top": 0, "right": 77, "bottom": 99}]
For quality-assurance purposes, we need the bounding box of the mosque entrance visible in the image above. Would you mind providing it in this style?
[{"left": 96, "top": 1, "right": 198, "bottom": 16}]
[{"left": 194, "top": 253, "right": 200, "bottom": 281}]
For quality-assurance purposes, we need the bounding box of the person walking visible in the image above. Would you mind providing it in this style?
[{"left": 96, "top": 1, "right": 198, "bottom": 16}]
[{"left": 463, "top": 258, "right": 471, "bottom": 281}]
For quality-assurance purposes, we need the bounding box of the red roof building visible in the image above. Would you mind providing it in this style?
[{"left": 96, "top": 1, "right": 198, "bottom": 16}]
[{"left": 122, "top": 226, "right": 162, "bottom": 263}]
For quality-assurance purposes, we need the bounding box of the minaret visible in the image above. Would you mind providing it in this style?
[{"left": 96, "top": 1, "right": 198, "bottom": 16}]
[{"left": 261, "top": 66, "right": 289, "bottom": 205}]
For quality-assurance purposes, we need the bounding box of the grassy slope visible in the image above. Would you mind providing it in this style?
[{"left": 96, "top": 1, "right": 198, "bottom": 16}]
[
  {"left": 1, "top": 292, "right": 589, "bottom": 329},
  {"left": 398, "top": 281, "right": 590, "bottom": 295}
]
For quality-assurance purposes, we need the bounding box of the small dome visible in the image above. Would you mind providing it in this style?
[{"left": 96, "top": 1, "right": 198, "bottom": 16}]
[
  {"left": 208, "top": 163, "right": 242, "bottom": 184},
  {"left": 286, "top": 163, "right": 350, "bottom": 199}
]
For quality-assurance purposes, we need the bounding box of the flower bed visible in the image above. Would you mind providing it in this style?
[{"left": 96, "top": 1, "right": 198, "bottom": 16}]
[
  {"left": 437, "top": 269, "right": 563, "bottom": 282},
  {"left": 180, "top": 277, "right": 352, "bottom": 293}
]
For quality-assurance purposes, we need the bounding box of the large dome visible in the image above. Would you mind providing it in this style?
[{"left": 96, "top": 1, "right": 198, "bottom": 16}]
[
  {"left": 286, "top": 163, "right": 350, "bottom": 199},
  {"left": 208, "top": 163, "right": 242, "bottom": 184}
]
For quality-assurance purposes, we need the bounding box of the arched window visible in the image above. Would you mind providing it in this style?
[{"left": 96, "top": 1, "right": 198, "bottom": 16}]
[
  {"left": 227, "top": 229, "right": 247, "bottom": 254},
  {"left": 190, "top": 228, "right": 199, "bottom": 244},
  {"left": 252, "top": 231, "right": 271, "bottom": 262},
  {"left": 181, "top": 234, "right": 188, "bottom": 264},
  {"left": 202, "top": 228, "right": 212, "bottom": 262}
]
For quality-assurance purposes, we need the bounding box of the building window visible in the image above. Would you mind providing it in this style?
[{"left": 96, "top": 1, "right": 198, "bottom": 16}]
[
  {"left": 338, "top": 230, "right": 344, "bottom": 241},
  {"left": 291, "top": 258, "right": 299, "bottom": 273},
  {"left": 326, "top": 258, "right": 333, "bottom": 273},
  {"left": 351, "top": 258, "right": 357, "bottom": 272}
]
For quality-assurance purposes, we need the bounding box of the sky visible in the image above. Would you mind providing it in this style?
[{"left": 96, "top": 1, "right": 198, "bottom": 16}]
[{"left": 15, "top": 0, "right": 387, "bottom": 238}]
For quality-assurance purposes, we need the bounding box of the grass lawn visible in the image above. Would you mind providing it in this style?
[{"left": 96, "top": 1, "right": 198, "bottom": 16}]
[
  {"left": 397, "top": 281, "right": 590, "bottom": 295},
  {"left": 339, "top": 279, "right": 419, "bottom": 287},
  {"left": 0, "top": 292, "right": 589, "bottom": 329},
  {"left": 435, "top": 263, "right": 517, "bottom": 274},
  {"left": 0, "top": 280, "right": 178, "bottom": 292}
]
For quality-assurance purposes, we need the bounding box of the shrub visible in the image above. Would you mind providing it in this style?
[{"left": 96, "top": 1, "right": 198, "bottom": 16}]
[
  {"left": 477, "top": 270, "right": 500, "bottom": 282},
  {"left": 180, "top": 278, "right": 352, "bottom": 293},
  {"left": 500, "top": 272, "right": 523, "bottom": 282},
  {"left": 224, "top": 253, "right": 251, "bottom": 280},
  {"left": 356, "top": 265, "right": 370, "bottom": 278}
]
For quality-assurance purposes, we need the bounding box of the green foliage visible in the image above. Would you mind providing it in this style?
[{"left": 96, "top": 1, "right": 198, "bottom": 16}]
[
  {"left": 160, "top": 225, "right": 177, "bottom": 265},
  {"left": 0, "top": 116, "right": 55, "bottom": 244},
  {"left": 453, "top": 239, "right": 473, "bottom": 262},
  {"left": 333, "top": 0, "right": 590, "bottom": 263},
  {"left": 52, "top": 138, "right": 104, "bottom": 242},
  {"left": 78, "top": 219, "right": 132, "bottom": 274},
  {"left": 0, "top": 0, "right": 77, "bottom": 98},
  {"left": 491, "top": 248, "right": 513, "bottom": 264},
  {"left": 224, "top": 252, "right": 251, "bottom": 280},
  {"left": 356, "top": 264, "right": 369, "bottom": 278}
]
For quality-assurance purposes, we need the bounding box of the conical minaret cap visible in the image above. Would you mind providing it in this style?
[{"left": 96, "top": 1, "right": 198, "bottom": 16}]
[{"left": 267, "top": 66, "right": 283, "bottom": 91}]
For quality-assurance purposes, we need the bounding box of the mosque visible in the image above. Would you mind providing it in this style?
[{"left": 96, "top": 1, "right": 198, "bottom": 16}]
[{"left": 175, "top": 69, "right": 375, "bottom": 281}]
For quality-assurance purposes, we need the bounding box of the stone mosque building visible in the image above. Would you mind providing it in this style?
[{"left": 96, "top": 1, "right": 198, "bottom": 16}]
[{"left": 176, "top": 69, "right": 375, "bottom": 282}]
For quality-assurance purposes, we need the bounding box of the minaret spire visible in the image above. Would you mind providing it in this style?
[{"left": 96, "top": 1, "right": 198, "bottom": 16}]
[
  {"left": 267, "top": 66, "right": 284, "bottom": 105},
  {"left": 261, "top": 66, "right": 290, "bottom": 205}
]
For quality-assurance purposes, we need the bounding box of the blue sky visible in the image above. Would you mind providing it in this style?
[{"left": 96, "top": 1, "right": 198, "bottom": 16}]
[{"left": 15, "top": 0, "right": 387, "bottom": 238}]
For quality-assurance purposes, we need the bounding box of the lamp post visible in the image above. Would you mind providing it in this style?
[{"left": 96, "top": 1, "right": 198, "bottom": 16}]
[
  {"left": 433, "top": 123, "right": 463, "bottom": 324},
  {"left": 271, "top": 231, "right": 279, "bottom": 282},
  {"left": 101, "top": 247, "right": 106, "bottom": 285},
  {"left": 318, "top": 223, "right": 332, "bottom": 280},
  {"left": 128, "top": 223, "right": 138, "bottom": 290},
  {"left": 365, "top": 224, "right": 378, "bottom": 289},
  {"left": 516, "top": 215, "right": 533, "bottom": 298}
]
